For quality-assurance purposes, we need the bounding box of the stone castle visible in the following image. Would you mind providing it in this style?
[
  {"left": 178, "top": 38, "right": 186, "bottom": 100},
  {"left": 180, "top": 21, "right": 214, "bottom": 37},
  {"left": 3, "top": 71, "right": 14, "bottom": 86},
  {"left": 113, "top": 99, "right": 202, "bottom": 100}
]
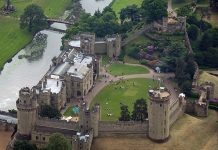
[
  {"left": 7, "top": 32, "right": 215, "bottom": 150},
  {"left": 65, "top": 33, "right": 121, "bottom": 58}
]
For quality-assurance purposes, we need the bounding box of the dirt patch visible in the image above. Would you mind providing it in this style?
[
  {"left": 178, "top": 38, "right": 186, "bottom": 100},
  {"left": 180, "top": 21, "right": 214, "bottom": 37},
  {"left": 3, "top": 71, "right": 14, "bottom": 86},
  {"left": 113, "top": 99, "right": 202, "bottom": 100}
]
[
  {"left": 0, "top": 131, "right": 12, "bottom": 150},
  {"left": 92, "top": 110, "right": 218, "bottom": 150}
]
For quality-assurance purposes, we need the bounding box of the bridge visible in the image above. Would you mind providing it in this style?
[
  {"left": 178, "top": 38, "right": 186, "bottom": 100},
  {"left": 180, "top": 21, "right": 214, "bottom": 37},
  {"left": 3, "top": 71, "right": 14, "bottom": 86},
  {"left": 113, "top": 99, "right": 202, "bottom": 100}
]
[{"left": 47, "top": 19, "right": 73, "bottom": 25}]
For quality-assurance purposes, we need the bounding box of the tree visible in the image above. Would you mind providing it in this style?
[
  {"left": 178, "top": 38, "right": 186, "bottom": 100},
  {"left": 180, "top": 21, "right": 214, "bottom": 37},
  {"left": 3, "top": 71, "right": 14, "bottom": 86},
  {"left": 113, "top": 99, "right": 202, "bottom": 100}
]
[
  {"left": 177, "top": 5, "right": 192, "bottom": 17},
  {"left": 119, "top": 104, "right": 131, "bottom": 121},
  {"left": 187, "top": 24, "right": 199, "bottom": 40},
  {"left": 39, "top": 105, "right": 61, "bottom": 119},
  {"left": 181, "top": 80, "right": 192, "bottom": 96},
  {"left": 20, "top": 4, "right": 48, "bottom": 33},
  {"left": 131, "top": 99, "right": 148, "bottom": 122},
  {"left": 141, "top": 0, "right": 167, "bottom": 22},
  {"left": 14, "top": 141, "right": 37, "bottom": 150},
  {"left": 210, "top": 0, "right": 218, "bottom": 11},
  {"left": 119, "top": 5, "right": 140, "bottom": 24},
  {"left": 46, "top": 133, "right": 71, "bottom": 150}
]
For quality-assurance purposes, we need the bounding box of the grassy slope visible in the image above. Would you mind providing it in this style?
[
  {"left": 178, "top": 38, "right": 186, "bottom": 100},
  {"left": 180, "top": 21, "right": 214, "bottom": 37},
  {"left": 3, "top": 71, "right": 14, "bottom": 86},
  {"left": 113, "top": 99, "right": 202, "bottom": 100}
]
[
  {"left": 91, "top": 78, "right": 157, "bottom": 121},
  {"left": 0, "top": 16, "right": 33, "bottom": 69},
  {"left": 0, "top": 0, "right": 71, "bottom": 69},
  {"left": 107, "top": 63, "right": 149, "bottom": 76},
  {"left": 111, "top": 0, "right": 143, "bottom": 17},
  {"left": 198, "top": 71, "right": 218, "bottom": 98},
  {"left": 123, "top": 35, "right": 152, "bottom": 64},
  {"left": 92, "top": 110, "right": 218, "bottom": 150}
]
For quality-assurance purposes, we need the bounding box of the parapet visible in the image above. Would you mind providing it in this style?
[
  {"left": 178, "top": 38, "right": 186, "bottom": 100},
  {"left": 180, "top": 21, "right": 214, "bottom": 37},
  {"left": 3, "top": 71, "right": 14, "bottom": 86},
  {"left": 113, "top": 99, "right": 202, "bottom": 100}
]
[
  {"left": 16, "top": 87, "right": 37, "bottom": 109},
  {"left": 149, "top": 87, "right": 170, "bottom": 101}
]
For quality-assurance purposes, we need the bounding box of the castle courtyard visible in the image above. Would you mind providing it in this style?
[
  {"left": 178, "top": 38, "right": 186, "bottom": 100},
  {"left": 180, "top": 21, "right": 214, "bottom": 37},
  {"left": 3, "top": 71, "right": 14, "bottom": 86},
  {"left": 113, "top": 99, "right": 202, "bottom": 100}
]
[{"left": 91, "top": 78, "right": 158, "bottom": 121}]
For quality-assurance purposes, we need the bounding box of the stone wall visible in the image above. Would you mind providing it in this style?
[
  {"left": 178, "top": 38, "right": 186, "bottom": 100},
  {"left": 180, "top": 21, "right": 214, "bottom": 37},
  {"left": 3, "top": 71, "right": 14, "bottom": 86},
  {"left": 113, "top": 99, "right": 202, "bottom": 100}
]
[
  {"left": 98, "top": 121, "right": 148, "bottom": 136},
  {"left": 36, "top": 117, "right": 79, "bottom": 131},
  {"left": 94, "top": 42, "right": 107, "bottom": 54},
  {"left": 169, "top": 98, "right": 186, "bottom": 127},
  {"left": 0, "top": 121, "right": 15, "bottom": 132}
]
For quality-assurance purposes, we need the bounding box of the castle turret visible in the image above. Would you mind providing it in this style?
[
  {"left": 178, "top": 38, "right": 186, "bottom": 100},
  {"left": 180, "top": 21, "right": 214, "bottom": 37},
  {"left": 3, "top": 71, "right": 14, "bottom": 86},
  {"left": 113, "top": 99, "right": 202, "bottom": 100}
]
[
  {"left": 106, "top": 34, "right": 121, "bottom": 58},
  {"left": 16, "top": 87, "right": 37, "bottom": 138},
  {"left": 91, "top": 105, "right": 100, "bottom": 137},
  {"left": 148, "top": 87, "right": 170, "bottom": 142},
  {"left": 80, "top": 33, "right": 95, "bottom": 55}
]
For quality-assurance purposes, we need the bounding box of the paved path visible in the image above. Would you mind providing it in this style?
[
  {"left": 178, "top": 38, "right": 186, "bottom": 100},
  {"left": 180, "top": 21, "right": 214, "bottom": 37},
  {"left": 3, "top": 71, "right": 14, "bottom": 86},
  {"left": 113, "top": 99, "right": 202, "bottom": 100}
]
[{"left": 84, "top": 63, "right": 179, "bottom": 107}]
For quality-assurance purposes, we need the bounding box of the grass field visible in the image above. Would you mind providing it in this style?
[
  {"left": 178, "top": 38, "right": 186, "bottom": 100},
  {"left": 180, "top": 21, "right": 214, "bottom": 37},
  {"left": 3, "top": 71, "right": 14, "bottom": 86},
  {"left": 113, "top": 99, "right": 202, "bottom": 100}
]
[
  {"left": 198, "top": 71, "right": 218, "bottom": 98},
  {"left": 172, "top": 0, "right": 209, "bottom": 9},
  {"left": 0, "top": 0, "right": 72, "bottom": 18},
  {"left": 0, "top": 0, "right": 71, "bottom": 69},
  {"left": 92, "top": 110, "right": 218, "bottom": 150},
  {"left": 0, "top": 16, "right": 33, "bottom": 70},
  {"left": 91, "top": 78, "right": 158, "bottom": 121},
  {"left": 107, "top": 63, "right": 149, "bottom": 76},
  {"left": 111, "top": 0, "right": 143, "bottom": 17}
]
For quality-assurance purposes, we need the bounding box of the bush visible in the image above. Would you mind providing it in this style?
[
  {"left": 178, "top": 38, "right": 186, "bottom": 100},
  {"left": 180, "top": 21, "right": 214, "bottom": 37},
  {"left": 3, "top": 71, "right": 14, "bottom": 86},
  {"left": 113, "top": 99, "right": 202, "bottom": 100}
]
[
  {"left": 40, "top": 105, "right": 61, "bottom": 119},
  {"left": 187, "top": 24, "right": 199, "bottom": 40}
]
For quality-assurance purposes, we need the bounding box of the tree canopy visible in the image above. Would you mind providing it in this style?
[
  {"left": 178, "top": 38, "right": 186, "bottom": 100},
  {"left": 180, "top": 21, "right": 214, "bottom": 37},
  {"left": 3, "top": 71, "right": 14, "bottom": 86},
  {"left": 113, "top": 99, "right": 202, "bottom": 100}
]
[
  {"left": 131, "top": 98, "right": 148, "bottom": 121},
  {"left": 46, "top": 133, "right": 71, "bottom": 150},
  {"left": 119, "top": 5, "right": 141, "bottom": 24},
  {"left": 187, "top": 24, "right": 199, "bottom": 40},
  {"left": 141, "top": 0, "right": 167, "bottom": 22},
  {"left": 20, "top": 4, "right": 48, "bottom": 33},
  {"left": 39, "top": 105, "right": 61, "bottom": 119},
  {"left": 119, "top": 104, "right": 131, "bottom": 121},
  {"left": 14, "top": 141, "right": 37, "bottom": 150}
]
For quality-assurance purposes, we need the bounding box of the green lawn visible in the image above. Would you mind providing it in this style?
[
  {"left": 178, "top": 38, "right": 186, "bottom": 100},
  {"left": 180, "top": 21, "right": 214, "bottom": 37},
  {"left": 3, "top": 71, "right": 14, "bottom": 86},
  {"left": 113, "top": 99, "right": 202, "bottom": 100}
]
[
  {"left": 0, "top": 16, "right": 33, "bottom": 70},
  {"left": 172, "top": 0, "right": 209, "bottom": 9},
  {"left": 0, "top": 0, "right": 72, "bottom": 69},
  {"left": 0, "top": 0, "right": 72, "bottom": 18},
  {"left": 111, "top": 0, "right": 143, "bottom": 17},
  {"left": 91, "top": 78, "right": 158, "bottom": 121},
  {"left": 107, "top": 63, "right": 149, "bottom": 76}
]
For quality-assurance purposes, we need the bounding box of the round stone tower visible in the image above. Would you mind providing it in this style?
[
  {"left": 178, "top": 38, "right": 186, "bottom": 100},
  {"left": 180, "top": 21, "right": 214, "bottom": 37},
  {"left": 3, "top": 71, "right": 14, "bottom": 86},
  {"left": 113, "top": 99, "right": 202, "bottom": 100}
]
[
  {"left": 148, "top": 87, "right": 170, "bottom": 142},
  {"left": 16, "top": 87, "right": 37, "bottom": 138}
]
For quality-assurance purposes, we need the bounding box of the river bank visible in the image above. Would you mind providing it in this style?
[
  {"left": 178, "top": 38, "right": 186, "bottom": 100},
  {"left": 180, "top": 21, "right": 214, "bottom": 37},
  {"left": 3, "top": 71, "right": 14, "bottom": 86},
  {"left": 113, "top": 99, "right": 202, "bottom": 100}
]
[
  {"left": 0, "top": 0, "right": 73, "bottom": 70},
  {"left": 0, "top": 0, "right": 114, "bottom": 112},
  {"left": 0, "top": 131, "right": 12, "bottom": 150}
]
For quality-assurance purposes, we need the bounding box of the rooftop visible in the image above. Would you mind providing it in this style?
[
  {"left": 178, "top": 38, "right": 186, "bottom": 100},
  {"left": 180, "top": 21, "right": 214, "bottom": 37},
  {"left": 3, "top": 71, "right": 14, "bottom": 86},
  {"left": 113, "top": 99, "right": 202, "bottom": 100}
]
[
  {"left": 149, "top": 87, "right": 170, "bottom": 100},
  {"left": 42, "top": 78, "right": 63, "bottom": 94},
  {"left": 69, "top": 40, "right": 81, "bottom": 48}
]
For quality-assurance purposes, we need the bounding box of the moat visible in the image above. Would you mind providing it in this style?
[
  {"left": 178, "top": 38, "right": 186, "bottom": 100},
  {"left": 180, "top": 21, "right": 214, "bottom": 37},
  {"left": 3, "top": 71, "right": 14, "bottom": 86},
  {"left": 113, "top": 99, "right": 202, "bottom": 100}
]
[{"left": 0, "top": 0, "right": 112, "bottom": 111}]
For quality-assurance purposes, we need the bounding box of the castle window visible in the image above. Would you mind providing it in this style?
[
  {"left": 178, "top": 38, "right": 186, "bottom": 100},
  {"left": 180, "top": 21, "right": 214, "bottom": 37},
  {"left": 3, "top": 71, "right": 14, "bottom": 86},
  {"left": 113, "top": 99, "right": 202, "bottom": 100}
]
[
  {"left": 43, "top": 137, "right": 45, "bottom": 141},
  {"left": 36, "top": 136, "right": 38, "bottom": 140},
  {"left": 24, "top": 100, "right": 26, "bottom": 104},
  {"left": 77, "top": 83, "right": 80, "bottom": 87},
  {"left": 160, "top": 104, "right": 162, "bottom": 107},
  {"left": 77, "top": 91, "right": 81, "bottom": 97}
]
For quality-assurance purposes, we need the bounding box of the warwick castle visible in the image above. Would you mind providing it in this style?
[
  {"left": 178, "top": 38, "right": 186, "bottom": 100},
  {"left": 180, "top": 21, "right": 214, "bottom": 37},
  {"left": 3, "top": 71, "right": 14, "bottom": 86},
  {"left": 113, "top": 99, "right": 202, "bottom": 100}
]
[{"left": 6, "top": 17, "right": 215, "bottom": 150}]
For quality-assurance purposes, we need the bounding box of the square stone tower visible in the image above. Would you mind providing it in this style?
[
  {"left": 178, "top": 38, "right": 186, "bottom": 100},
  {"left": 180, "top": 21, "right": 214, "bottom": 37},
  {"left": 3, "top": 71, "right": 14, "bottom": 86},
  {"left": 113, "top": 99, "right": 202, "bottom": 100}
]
[{"left": 80, "top": 33, "right": 95, "bottom": 55}]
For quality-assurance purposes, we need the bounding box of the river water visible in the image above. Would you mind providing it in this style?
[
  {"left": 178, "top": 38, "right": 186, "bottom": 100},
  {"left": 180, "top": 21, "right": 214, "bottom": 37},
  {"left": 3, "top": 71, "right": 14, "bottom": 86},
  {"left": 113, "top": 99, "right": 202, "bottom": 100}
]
[
  {"left": 81, "top": 0, "right": 112, "bottom": 15},
  {"left": 0, "top": 0, "right": 112, "bottom": 111}
]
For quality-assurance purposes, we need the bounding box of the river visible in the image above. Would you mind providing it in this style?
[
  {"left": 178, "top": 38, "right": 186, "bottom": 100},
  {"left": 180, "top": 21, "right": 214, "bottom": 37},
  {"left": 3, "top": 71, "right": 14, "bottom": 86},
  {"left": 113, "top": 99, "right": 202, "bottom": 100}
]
[{"left": 0, "top": 0, "right": 112, "bottom": 111}]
